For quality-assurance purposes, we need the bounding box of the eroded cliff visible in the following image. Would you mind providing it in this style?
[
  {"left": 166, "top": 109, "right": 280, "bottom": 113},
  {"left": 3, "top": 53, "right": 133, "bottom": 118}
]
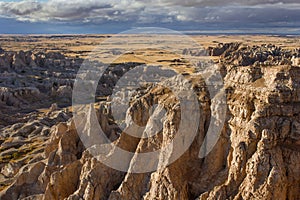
[{"left": 0, "top": 43, "right": 299, "bottom": 200}]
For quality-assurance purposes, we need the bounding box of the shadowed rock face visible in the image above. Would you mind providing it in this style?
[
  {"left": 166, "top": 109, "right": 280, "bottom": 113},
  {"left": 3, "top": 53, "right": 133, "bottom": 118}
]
[
  {"left": 0, "top": 43, "right": 300, "bottom": 200},
  {"left": 0, "top": 50, "right": 82, "bottom": 127},
  {"left": 214, "top": 43, "right": 300, "bottom": 67},
  {"left": 0, "top": 48, "right": 144, "bottom": 127}
]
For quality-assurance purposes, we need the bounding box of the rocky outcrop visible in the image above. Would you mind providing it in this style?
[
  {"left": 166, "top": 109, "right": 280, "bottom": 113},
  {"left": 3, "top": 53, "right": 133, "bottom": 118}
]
[
  {"left": 0, "top": 43, "right": 300, "bottom": 200},
  {"left": 214, "top": 43, "right": 300, "bottom": 67},
  {"left": 208, "top": 42, "right": 241, "bottom": 56},
  {"left": 0, "top": 49, "right": 83, "bottom": 120},
  {"left": 197, "top": 64, "right": 300, "bottom": 200},
  {"left": 0, "top": 87, "right": 41, "bottom": 107},
  {"left": 0, "top": 48, "right": 145, "bottom": 127},
  {"left": 0, "top": 107, "right": 71, "bottom": 197},
  {"left": 0, "top": 50, "right": 79, "bottom": 73}
]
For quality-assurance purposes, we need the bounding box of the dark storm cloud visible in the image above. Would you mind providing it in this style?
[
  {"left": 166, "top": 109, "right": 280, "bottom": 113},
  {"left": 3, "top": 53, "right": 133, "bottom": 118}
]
[
  {"left": 157, "top": 0, "right": 300, "bottom": 7},
  {"left": 0, "top": 0, "right": 299, "bottom": 33},
  {"left": 0, "top": 1, "right": 42, "bottom": 16}
]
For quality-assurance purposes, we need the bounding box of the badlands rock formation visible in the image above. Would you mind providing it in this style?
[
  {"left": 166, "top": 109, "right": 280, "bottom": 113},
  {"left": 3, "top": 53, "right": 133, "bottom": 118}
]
[
  {"left": 0, "top": 43, "right": 299, "bottom": 200},
  {"left": 0, "top": 49, "right": 81, "bottom": 126},
  {"left": 0, "top": 48, "right": 143, "bottom": 127}
]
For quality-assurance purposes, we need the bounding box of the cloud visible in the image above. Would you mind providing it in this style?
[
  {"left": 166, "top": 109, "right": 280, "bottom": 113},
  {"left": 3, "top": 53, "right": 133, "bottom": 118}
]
[
  {"left": 170, "top": 3, "right": 300, "bottom": 24},
  {"left": 0, "top": 0, "right": 118, "bottom": 22},
  {"left": 0, "top": 0, "right": 300, "bottom": 33},
  {"left": 0, "top": 1, "right": 41, "bottom": 17},
  {"left": 157, "top": 0, "right": 300, "bottom": 7}
]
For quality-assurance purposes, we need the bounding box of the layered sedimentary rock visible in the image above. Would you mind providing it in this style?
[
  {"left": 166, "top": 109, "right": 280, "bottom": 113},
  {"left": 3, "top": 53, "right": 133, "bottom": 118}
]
[
  {"left": 0, "top": 48, "right": 145, "bottom": 127},
  {"left": 0, "top": 50, "right": 81, "bottom": 121},
  {"left": 0, "top": 43, "right": 300, "bottom": 200}
]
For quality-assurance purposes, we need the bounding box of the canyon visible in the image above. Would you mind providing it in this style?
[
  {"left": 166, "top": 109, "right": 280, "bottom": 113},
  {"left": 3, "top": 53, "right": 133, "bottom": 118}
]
[{"left": 0, "top": 35, "right": 299, "bottom": 200}]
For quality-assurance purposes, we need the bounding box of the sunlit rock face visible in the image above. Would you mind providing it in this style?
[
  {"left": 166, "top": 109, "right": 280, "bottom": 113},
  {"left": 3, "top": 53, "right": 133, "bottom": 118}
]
[{"left": 0, "top": 43, "right": 299, "bottom": 200}]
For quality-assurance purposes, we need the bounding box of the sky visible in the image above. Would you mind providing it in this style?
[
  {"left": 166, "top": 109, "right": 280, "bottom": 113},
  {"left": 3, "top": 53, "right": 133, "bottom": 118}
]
[{"left": 0, "top": 0, "right": 300, "bottom": 34}]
